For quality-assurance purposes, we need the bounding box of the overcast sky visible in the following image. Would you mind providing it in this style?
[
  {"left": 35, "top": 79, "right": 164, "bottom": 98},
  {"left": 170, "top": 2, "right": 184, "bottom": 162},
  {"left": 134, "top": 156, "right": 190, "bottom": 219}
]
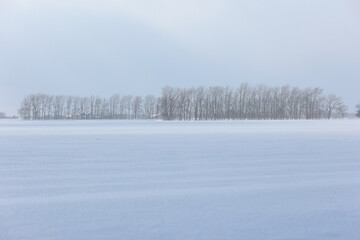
[{"left": 1, "top": 0, "right": 359, "bottom": 115}]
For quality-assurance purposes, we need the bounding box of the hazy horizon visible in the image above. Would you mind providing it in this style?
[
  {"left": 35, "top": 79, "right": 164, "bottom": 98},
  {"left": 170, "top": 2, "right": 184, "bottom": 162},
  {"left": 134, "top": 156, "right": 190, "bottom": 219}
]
[{"left": 1, "top": 0, "right": 359, "bottom": 116}]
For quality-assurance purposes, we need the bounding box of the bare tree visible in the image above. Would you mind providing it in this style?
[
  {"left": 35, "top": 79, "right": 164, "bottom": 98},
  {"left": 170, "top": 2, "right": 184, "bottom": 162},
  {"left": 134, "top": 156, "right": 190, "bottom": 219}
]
[
  {"left": 356, "top": 104, "right": 360, "bottom": 118},
  {"left": 324, "top": 94, "right": 343, "bottom": 119},
  {"left": 18, "top": 96, "right": 32, "bottom": 119},
  {"left": 132, "top": 96, "right": 143, "bottom": 119},
  {"left": 53, "top": 95, "right": 65, "bottom": 119},
  {"left": 161, "top": 86, "right": 180, "bottom": 120},
  {"left": 143, "top": 95, "right": 157, "bottom": 119}
]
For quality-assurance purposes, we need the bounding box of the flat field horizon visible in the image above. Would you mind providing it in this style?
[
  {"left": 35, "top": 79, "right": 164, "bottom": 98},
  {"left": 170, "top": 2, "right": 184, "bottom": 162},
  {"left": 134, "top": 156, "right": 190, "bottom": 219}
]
[{"left": 1, "top": 119, "right": 360, "bottom": 240}]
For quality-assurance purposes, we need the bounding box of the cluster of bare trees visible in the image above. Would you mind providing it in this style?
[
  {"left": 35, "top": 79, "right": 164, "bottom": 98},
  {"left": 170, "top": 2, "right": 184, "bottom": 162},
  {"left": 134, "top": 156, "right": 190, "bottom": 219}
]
[
  {"left": 18, "top": 84, "right": 347, "bottom": 120},
  {"left": 18, "top": 94, "right": 161, "bottom": 120},
  {"left": 161, "top": 85, "right": 347, "bottom": 120}
]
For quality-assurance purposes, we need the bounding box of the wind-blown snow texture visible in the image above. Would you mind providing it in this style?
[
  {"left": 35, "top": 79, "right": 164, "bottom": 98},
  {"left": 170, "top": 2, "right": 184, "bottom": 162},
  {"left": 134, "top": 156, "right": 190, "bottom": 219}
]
[{"left": 1, "top": 120, "right": 360, "bottom": 240}]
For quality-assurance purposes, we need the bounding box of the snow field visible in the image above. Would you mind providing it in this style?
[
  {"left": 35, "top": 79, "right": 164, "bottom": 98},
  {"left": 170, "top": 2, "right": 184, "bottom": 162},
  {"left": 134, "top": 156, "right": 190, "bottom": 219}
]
[{"left": 1, "top": 120, "right": 360, "bottom": 240}]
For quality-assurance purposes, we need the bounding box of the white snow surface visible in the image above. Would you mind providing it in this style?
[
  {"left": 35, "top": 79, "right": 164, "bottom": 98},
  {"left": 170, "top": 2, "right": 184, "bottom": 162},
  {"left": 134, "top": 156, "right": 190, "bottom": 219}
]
[{"left": 1, "top": 120, "right": 360, "bottom": 240}]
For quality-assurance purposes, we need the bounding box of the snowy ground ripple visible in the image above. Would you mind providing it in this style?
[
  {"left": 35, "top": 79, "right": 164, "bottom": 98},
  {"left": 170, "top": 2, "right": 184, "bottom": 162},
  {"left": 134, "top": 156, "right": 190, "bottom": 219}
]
[{"left": 1, "top": 120, "right": 360, "bottom": 240}]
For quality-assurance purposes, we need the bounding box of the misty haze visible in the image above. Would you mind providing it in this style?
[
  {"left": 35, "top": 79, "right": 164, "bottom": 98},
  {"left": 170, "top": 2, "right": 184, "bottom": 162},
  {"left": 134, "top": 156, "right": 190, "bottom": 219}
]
[{"left": 1, "top": 1, "right": 360, "bottom": 240}]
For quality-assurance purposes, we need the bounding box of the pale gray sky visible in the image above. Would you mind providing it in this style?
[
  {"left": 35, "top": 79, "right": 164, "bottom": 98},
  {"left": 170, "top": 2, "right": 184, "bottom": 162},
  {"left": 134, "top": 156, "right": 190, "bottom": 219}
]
[{"left": 1, "top": 0, "right": 359, "bottom": 115}]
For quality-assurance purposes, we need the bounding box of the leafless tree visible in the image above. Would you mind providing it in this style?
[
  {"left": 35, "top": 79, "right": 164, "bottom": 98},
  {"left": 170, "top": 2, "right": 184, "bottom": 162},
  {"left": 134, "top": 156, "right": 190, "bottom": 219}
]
[
  {"left": 143, "top": 95, "right": 157, "bottom": 119},
  {"left": 132, "top": 96, "right": 143, "bottom": 119},
  {"left": 324, "top": 94, "right": 343, "bottom": 119}
]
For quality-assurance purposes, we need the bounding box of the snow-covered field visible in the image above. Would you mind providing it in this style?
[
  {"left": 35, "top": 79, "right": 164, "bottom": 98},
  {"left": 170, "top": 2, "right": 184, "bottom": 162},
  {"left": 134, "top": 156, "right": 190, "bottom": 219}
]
[{"left": 1, "top": 120, "right": 360, "bottom": 240}]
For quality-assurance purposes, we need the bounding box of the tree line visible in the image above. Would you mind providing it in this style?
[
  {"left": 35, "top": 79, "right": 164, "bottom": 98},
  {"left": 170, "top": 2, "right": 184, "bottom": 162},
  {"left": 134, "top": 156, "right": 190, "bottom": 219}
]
[
  {"left": 18, "top": 94, "right": 161, "bottom": 120},
  {"left": 18, "top": 84, "right": 347, "bottom": 120}
]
